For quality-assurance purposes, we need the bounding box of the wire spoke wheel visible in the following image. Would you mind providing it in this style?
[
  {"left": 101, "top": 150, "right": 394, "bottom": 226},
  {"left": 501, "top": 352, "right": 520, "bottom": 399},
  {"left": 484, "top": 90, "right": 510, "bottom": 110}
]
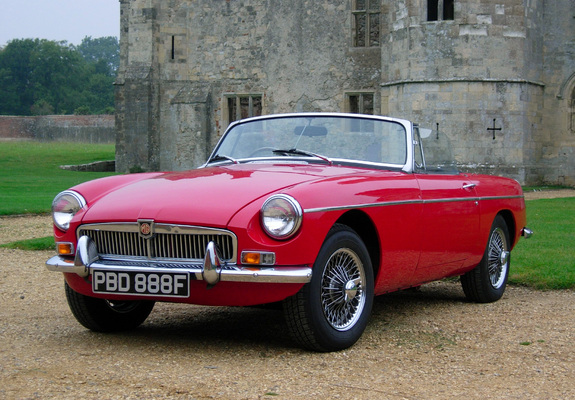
[
  {"left": 283, "top": 224, "right": 374, "bottom": 351},
  {"left": 321, "top": 249, "right": 366, "bottom": 331},
  {"left": 461, "top": 215, "right": 511, "bottom": 303},
  {"left": 487, "top": 227, "right": 509, "bottom": 289}
]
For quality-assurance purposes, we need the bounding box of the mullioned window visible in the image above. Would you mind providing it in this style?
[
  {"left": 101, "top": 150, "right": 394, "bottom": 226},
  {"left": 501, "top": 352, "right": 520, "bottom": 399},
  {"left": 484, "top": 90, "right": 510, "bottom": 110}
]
[{"left": 352, "top": 0, "right": 381, "bottom": 47}]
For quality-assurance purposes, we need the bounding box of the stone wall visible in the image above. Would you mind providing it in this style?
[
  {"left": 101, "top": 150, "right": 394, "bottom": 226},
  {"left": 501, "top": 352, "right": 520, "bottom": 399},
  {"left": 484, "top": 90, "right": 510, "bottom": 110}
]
[
  {"left": 116, "top": 0, "right": 575, "bottom": 186},
  {"left": 0, "top": 115, "right": 115, "bottom": 144},
  {"left": 116, "top": 0, "right": 382, "bottom": 173}
]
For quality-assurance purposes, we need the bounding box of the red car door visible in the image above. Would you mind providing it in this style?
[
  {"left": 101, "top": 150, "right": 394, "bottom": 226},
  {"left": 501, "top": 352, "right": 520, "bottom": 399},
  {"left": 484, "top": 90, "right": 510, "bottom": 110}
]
[{"left": 412, "top": 173, "right": 480, "bottom": 281}]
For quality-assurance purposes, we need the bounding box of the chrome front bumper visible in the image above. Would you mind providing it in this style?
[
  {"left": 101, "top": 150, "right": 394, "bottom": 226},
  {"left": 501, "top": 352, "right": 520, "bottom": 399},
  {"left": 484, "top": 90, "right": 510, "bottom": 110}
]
[{"left": 46, "top": 237, "right": 312, "bottom": 286}]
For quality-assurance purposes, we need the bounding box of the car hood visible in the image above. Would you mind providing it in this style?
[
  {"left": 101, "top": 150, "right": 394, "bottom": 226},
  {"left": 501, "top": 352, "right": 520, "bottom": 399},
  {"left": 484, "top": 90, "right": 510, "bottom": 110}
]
[{"left": 80, "top": 163, "right": 359, "bottom": 227}]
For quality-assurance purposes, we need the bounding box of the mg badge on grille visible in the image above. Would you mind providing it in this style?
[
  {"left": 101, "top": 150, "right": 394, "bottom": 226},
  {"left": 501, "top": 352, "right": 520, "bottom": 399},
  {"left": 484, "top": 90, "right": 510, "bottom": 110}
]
[{"left": 138, "top": 219, "right": 154, "bottom": 239}]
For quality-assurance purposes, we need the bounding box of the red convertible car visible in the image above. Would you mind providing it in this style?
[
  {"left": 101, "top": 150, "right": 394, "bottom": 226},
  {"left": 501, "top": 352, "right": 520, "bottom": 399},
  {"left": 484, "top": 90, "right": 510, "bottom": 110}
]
[{"left": 46, "top": 113, "right": 531, "bottom": 351}]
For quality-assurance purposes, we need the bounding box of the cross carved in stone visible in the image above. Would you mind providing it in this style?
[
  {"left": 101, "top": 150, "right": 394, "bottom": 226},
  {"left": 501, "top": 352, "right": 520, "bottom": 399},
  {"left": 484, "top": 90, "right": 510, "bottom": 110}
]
[{"left": 487, "top": 118, "right": 502, "bottom": 140}]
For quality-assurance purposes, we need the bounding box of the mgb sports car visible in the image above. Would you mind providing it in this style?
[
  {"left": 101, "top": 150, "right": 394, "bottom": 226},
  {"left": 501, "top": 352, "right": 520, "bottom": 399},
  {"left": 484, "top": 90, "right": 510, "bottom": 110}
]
[{"left": 46, "top": 112, "right": 531, "bottom": 352}]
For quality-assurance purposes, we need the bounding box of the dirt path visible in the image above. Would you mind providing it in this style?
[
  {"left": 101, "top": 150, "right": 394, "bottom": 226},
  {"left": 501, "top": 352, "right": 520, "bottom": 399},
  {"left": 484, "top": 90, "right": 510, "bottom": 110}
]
[
  {"left": 1, "top": 190, "right": 574, "bottom": 399},
  {"left": 523, "top": 188, "right": 575, "bottom": 200}
]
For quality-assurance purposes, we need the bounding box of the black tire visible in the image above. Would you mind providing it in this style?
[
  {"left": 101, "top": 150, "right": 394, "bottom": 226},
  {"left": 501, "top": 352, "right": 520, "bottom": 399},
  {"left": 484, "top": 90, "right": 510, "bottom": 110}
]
[
  {"left": 65, "top": 282, "right": 155, "bottom": 332},
  {"left": 461, "top": 215, "right": 511, "bottom": 303},
  {"left": 284, "top": 224, "right": 374, "bottom": 352}
]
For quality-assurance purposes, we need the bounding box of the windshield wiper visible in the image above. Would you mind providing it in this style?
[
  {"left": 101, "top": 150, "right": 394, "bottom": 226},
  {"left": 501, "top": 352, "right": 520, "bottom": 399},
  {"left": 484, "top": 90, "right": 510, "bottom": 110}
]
[
  {"left": 273, "top": 148, "right": 332, "bottom": 165},
  {"left": 206, "top": 154, "right": 238, "bottom": 164}
]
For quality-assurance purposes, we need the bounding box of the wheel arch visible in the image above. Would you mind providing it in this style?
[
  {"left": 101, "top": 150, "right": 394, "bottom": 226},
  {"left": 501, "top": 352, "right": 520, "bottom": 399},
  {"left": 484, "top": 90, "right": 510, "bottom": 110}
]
[
  {"left": 497, "top": 209, "right": 517, "bottom": 248},
  {"left": 335, "top": 210, "right": 380, "bottom": 278}
]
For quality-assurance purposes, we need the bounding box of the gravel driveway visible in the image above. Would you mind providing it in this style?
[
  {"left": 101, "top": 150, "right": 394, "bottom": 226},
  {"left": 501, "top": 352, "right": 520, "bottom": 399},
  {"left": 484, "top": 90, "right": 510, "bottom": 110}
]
[{"left": 1, "top": 190, "right": 574, "bottom": 399}]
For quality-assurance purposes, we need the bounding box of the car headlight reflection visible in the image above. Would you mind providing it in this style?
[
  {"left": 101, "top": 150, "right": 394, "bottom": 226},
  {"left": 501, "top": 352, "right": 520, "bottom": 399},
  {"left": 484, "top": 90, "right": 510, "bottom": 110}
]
[
  {"left": 52, "top": 190, "right": 86, "bottom": 231},
  {"left": 261, "top": 194, "right": 302, "bottom": 240}
]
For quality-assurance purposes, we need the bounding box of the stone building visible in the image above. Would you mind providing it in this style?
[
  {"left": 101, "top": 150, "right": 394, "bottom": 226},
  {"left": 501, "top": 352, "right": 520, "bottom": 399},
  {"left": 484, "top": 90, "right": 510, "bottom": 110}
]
[{"left": 115, "top": 0, "right": 575, "bottom": 186}]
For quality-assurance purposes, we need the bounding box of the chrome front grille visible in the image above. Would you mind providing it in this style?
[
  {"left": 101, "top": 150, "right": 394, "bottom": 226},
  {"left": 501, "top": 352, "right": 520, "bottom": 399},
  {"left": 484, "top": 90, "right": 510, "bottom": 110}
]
[{"left": 78, "top": 223, "right": 237, "bottom": 262}]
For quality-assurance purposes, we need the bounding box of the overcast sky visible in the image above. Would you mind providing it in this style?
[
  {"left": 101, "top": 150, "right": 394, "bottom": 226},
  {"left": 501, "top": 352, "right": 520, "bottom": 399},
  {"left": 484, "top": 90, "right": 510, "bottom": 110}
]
[{"left": 0, "top": 0, "right": 120, "bottom": 47}]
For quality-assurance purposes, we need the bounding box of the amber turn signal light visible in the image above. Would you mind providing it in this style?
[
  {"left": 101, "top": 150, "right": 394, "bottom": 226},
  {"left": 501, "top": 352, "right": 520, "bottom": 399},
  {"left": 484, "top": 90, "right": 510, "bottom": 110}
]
[
  {"left": 241, "top": 251, "right": 276, "bottom": 265},
  {"left": 57, "top": 242, "right": 74, "bottom": 256}
]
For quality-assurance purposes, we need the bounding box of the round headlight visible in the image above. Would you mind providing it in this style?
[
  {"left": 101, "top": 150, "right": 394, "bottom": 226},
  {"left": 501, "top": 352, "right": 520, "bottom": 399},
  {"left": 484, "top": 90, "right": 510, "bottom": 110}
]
[
  {"left": 52, "top": 190, "right": 86, "bottom": 231},
  {"left": 261, "top": 194, "right": 303, "bottom": 240}
]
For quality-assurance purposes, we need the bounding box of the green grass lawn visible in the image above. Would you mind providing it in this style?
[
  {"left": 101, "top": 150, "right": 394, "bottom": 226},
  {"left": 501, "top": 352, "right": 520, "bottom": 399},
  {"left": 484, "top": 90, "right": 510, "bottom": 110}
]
[
  {"left": 0, "top": 141, "right": 116, "bottom": 215},
  {"left": 510, "top": 197, "right": 575, "bottom": 290}
]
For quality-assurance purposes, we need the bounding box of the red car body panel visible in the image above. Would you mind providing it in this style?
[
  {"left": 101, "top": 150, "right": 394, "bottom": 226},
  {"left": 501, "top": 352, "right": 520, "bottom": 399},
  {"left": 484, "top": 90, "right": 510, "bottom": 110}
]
[{"left": 57, "top": 163, "right": 526, "bottom": 305}]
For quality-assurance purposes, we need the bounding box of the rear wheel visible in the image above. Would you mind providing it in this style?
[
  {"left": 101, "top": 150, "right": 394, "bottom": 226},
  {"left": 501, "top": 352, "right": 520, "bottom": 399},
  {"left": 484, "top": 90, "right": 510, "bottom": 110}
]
[
  {"left": 461, "top": 215, "right": 510, "bottom": 303},
  {"left": 65, "top": 282, "right": 155, "bottom": 332},
  {"left": 284, "top": 224, "right": 374, "bottom": 352}
]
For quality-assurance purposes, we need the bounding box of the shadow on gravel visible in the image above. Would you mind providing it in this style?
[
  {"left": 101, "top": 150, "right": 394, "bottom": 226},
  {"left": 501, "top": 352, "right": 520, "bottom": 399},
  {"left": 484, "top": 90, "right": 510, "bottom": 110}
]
[
  {"left": 75, "top": 281, "right": 468, "bottom": 352},
  {"left": 112, "top": 304, "right": 294, "bottom": 351}
]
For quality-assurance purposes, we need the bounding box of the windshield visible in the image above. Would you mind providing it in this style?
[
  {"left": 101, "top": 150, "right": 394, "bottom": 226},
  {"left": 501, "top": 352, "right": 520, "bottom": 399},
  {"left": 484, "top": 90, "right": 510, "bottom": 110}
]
[{"left": 210, "top": 115, "right": 407, "bottom": 167}]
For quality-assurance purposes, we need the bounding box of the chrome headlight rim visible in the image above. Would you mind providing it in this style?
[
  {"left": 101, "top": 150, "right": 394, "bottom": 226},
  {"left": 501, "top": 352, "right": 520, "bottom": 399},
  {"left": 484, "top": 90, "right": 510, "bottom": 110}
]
[
  {"left": 260, "top": 194, "right": 303, "bottom": 240},
  {"left": 52, "top": 190, "right": 86, "bottom": 232}
]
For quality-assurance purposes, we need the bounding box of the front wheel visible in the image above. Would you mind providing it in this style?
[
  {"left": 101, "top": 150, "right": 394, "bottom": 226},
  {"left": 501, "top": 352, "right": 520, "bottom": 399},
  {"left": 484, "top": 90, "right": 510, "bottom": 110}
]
[
  {"left": 461, "top": 215, "right": 511, "bottom": 303},
  {"left": 284, "top": 224, "right": 374, "bottom": 352},
  {"left": 65, "top": 282, "right": 155, "bottom": 332}
]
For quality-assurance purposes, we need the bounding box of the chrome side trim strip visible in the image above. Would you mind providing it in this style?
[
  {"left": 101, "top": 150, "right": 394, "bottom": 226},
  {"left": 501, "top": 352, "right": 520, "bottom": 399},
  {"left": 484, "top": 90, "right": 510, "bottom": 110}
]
[
  {"left": 305, "top": 199, "right": 420, "bottom": 214},
  {"left": 474, "top": 195, "right": 525, "bottom": 201},
  {"left": 304, "top": 195, "right": 524, "bottom": 214},
  {"left": 422, "top": 197, "right": 479, "bottom": 204}
]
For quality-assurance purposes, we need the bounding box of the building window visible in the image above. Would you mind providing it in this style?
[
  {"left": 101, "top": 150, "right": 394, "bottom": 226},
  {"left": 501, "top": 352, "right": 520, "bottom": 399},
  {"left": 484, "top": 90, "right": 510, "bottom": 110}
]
[
  {"left": 570, "top": 87, "right": 575, "bottom": 133},
  {"left": 427, "top": 0, "right": 454, "bottom": 21},
  {"left": 225, "top": 94, "right": 263, "bottom": 125},
  {"left": 347, "top": 92, "right": 375, "bottom": 114},
  {"left": 444, "top": 0, "right": 454, "bottom": 20},
  {"left": 352, "top": 0, "right": 380, "bottom": 47}
]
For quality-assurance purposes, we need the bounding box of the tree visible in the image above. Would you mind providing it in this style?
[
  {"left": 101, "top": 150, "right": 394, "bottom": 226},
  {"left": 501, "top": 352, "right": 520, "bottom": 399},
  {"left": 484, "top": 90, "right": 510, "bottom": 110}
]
[
  {"left": 29, "top": 39, "right": 90, "bottom": 114},
  {"left": 0, "top": 37, "right": 119, "bottom": 116},
  {"left": 76, "top": 36, "right": 120, "bottom": 76},
  {"left": 0, "top": 39, "right": 38, "bottom": 115}
]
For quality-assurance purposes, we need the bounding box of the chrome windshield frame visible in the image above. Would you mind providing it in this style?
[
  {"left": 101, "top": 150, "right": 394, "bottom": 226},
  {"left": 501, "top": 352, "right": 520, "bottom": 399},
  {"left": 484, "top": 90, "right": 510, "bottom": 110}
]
[{"left": 204, "top": 112, "right": 415, "bottom": 173}]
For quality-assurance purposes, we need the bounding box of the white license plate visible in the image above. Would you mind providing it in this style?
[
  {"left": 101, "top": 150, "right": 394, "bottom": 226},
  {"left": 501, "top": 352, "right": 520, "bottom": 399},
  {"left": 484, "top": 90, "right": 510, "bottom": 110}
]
[{"left": 92, "top": 270, "right": 190, "bottom": 298}]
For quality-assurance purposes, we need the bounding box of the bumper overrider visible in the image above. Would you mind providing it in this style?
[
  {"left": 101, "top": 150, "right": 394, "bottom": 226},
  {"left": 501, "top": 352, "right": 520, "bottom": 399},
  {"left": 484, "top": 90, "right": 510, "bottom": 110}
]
[{"left": 46, "top": 235, "right": 312, "bottom": 286}]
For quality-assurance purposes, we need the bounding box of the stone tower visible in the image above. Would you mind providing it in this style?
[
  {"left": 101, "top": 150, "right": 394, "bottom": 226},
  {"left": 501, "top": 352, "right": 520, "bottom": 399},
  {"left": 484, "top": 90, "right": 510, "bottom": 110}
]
[{"left": 115, "top": 0, "right": 575, "bottom": 186}]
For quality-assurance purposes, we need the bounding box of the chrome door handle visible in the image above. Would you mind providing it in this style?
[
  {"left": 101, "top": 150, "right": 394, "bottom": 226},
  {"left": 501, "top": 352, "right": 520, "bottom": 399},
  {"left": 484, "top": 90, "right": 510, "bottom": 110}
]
[{"left": 463, "top": 183, "right": 476, "bottom": 189}]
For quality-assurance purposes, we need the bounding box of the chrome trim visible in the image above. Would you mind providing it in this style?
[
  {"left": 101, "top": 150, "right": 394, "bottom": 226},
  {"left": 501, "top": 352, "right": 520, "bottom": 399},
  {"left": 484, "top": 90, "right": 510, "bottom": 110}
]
[
  {"left": 479, "top": 195, "right": 525, "bottom": 201},
  {"left": 521, "top": 227, "right": 534, "bottom": 238},
  {"left": 305, "top": 199, "right": 419, "bottom": 214},
  {"left": 46, "top": 238, "right": 312, "bottom": 285},
  {"left": 422, "top": 197, "right": 480, "bottom": 204},
  {"left": 241, "top": 250, "right": 276, "bottom": 265},
  {"left": 47, "top": 255, "right": 88, "bottom": 276},
  {"left": 205, "top": 112, "right": 415, "bottom": 173},
  {"left": 203, "top": 241, "right": 223, "bottom": 285},
  {"left": 52, "top": 190, "right": 87, "bottom": 231},
  {"left": 77, "top": 222, "right": 238, "bottom": 263},
  {"left": 305, "top": 195, "right": 525, "bottom": 214},
  {"left": 261, "top": 194, "right": 303, "bottom": 239},
  {"left": 74, "top": 235, "right": 98, "bottom": 276},
  {"left": 422, "top": 195, "right": 524, "bottom": 204}
]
